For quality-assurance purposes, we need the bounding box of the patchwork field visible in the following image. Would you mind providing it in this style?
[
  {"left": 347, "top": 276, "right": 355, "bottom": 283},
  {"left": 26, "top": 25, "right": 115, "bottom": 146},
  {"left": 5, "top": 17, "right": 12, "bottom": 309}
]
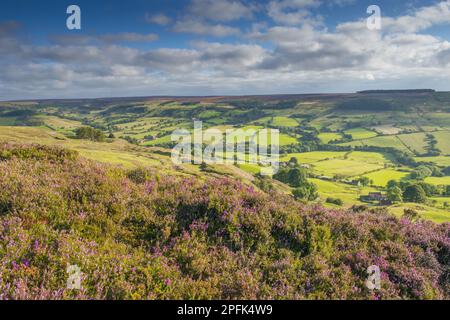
[
  {"left": 312, "top": 159, "right": 384, "bottom": 177},
  {"left": 424, "top": 176, "right": 450, "bottom": 186},
  {"left": 362, "top": 169, "right": 410, "bottom": 187},
  {"left": 344, "top": 127, "right": 378, "bottom": 140},
  {"left": 433, "top": 131, "right": 450, "bottom": 154},
  {"left": 281, "top": 151, "right": 346, "bottom": 164},
  {"left": 341, "top": 136, "right": 411, "bottom": 153},
  {"left": 389, "top": 204, "right": 450, "bottom": 224},
  {"left": 415, "top": 156, "right": 450, "bottom": 166},
  {"left": 310, "top": 178, "right": 377, "bottom": 206},
  {"left": 345, "top": 151, "right": 393, "bottom": 165},
  {"left": 1, "top": 92, "right": 450, "bottom": 223},
  {"left": 396, "top": 132, "right": 428, "bottom": 155},
  {"left": 318, "top": 132, "right": 342, "bottom": 143}
]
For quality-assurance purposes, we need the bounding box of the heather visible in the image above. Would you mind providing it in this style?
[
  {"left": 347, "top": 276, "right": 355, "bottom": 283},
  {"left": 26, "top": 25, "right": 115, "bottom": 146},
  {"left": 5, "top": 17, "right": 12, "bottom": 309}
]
[{"left": 0, "top": 143, "right": 448, "bottom": 300}]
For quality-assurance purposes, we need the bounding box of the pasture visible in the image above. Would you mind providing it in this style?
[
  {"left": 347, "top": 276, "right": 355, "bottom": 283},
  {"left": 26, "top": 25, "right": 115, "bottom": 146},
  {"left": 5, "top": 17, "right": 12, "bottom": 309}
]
[
  {"left": 281, "top": 151, "right": 346, "bottom": 164},
  {"left": 362, "top": 169, "right": 410, "bottom": 187},
  {"left": 344, "top": 127, "right": 378, "bottom": 140},
  {"left": 318, "top": 132, "right": 342, "bottom": 143},
  {"left": 312, "top": 159, "right": 384, "bottom": 177}
]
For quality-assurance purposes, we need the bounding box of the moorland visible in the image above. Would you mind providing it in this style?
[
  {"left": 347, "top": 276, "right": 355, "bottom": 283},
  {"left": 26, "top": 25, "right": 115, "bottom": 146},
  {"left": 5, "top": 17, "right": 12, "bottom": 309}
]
[{"left": 0, "top": 90, "right": 449, "bottom": 299}]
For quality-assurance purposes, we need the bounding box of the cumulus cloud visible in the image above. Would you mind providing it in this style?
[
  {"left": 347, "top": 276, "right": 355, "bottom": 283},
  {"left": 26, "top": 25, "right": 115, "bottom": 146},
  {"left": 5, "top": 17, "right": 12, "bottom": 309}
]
[
  {"left": 173, "top": 19, "right": 241, "bottom": 37},
  {"left": 100, "top": 32, "right": 159, "bottom": 43},
  {"left": 2, "top": 1, "right": 450, "bottom": 100},
  {"left": 187, "top": 0, "right": 255, "bottom": 21},
  {"left": 146, "top": 13, "right": 172, "bottom": 26}
]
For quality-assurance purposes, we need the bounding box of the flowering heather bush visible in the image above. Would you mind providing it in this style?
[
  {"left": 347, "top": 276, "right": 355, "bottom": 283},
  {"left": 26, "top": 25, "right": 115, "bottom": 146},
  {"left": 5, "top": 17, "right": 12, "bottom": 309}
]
[{"left": 0, "top": 143, "right": 448, "bottom": 300}]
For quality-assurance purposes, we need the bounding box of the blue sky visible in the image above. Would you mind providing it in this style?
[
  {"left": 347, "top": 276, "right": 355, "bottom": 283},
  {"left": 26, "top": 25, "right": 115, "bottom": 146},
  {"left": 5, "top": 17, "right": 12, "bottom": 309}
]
[{"left": 1, "top": 0, "right": 450, "bottom": 99}]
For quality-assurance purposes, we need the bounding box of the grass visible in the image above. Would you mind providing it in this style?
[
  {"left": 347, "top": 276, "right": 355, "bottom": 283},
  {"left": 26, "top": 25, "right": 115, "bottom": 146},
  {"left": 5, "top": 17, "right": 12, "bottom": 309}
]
[
  {"left": 430, "top": 197, "right": 450, "bottom": 209},
  {"left": 0, "top": 117, "right": 16, "bottom": 126},
  {"left": 389, "top": 204, "right": 450, "bottom": 224},
  {"left": 254, "top": 116, "right": 299, "bottom": 127},
  {"left": 310, "top": 178, "right": 377, "bottom": 206},
  {"left": 39, "top": 116, "right": 82, "bottom": 130},
  {"left": 414, "top": 156, "right": 450, "bottom": 166},
  {"left": 0, "top": 126, "right": 170, "bottom": 170},
  {"left": 433, "top": 131, "right": 450, "bottom": 155},
  {"left": 424, "top": 176, "right": 450, "bottom": 186},
  {"left": 236, "top": 163, "right": 263, "bottom": 175},
  {"left": 372, "top": 125, "right": 402, "bottom": 135},
  {"left": 344, "top": 128, "right": 378, "bottom": 140},
  {"left": 341, "top": 136, "right": 411, "bottom": 153},
  {"left": 396, "top": 132, "right": 428, "bottom": 155},
  {"left": 345, "top": 151, "right": 393, "bottom": 165},
  {"left": 281, "top": 151, "right": 346, "bottom": 164},
  {"left": 318, "top": 132, "right": 342, "bottom": 144},
  {"left": 362, "top": 169, "right": 410, "bottom": 187},
  {"left": 143, "top": 135, "right": 173, "bottom": 146},
  {"left": 312, "top": 159, "right": 384, "bottom": 177}
]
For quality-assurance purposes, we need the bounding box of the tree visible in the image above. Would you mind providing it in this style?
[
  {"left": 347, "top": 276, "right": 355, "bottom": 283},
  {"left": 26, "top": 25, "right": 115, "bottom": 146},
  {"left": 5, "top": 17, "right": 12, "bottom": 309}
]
[
  {"left": 445, "top": 185, "right": 450, "bottom": 196},
  {"left": 410, "top": 166, "right": 433, "bottom": 180},
  {"left": 357, "top": 177, "right": 371, "bottom": 186},
  {"left": 387, "top": 186, "right": 403, "bottom": 203},
  {"left": 287, "top": 168, "right": 308, "bottom": 187},
  {"left": 288, "top": 157, "right": 299, "bottom": 166},
  {"left": 75, "top": 127, "right": 106, "bottom": 142},
  {"left": 293, "top": 183, "right": 318, "bottom": 201},
  {"left": 403, "top": 208, "right": 420, "bottom": 221},
  {"left": 403, "top": 185, "right": 427, "bottom": 204},
  {"left": 387, "top": 180, "right": 399, "bottom": 189}
]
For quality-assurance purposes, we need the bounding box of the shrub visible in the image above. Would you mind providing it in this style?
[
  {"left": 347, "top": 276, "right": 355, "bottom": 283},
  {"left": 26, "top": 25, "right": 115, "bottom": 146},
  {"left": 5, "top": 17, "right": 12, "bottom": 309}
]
[
  {"left": 0, "top": 143, "right": 448, "bottom": 300},
  {"left": 326, "top": 198, "right": 343, "bottom": 206}
]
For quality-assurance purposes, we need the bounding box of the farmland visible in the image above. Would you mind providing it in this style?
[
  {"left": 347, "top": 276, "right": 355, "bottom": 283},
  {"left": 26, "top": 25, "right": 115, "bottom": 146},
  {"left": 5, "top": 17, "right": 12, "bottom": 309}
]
[{"left": 1, "top": 91, "right": 450, "bottom": 223}]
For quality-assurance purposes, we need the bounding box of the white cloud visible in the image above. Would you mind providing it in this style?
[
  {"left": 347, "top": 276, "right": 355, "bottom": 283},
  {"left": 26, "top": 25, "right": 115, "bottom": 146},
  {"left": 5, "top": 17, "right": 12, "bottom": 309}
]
[
  {"left": 173, "top": 19, "right": 241, "bottom": 37},
  {"left": 146, "top": 13, "right": 172, "bottom": 26},
  {"left": 2, "top": 1, "right": 450, "bottom": 99},
  {"left": 101, "top": 32, "right": 159, "bottom": 43},
  {"left": 188, "top": 0, "right": 254, "bottom": 22}
]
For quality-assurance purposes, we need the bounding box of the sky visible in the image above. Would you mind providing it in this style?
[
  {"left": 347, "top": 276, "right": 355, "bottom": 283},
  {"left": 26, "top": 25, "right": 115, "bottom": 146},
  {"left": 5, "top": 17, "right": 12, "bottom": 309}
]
[{"left": 1, "top": 0, "right": 450, "bottom": 100}]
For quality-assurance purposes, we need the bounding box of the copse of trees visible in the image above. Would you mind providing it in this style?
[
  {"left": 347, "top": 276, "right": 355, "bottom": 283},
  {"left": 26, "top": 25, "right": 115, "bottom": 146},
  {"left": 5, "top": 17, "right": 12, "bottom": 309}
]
[
  {"left": 386, "top": 179, "right": 447, "bottom": 204},
  {"left": 410, "top": 165, "right": 433, "bottom": 180},
  {"left": 75, "top": 127, "right": 106, "bottom": 142},
  {"left": 274, "top": 161, "right": 318, "bottom": 201},
  {"left": 403, "top": 185, "right": 428, "bottom": 204}
]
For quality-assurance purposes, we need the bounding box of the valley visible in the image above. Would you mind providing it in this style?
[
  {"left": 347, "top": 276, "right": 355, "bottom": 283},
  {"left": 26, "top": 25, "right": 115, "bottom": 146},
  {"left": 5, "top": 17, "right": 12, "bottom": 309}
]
[{"left": 1, "top": 91, "right": 450, "bottom": 223}]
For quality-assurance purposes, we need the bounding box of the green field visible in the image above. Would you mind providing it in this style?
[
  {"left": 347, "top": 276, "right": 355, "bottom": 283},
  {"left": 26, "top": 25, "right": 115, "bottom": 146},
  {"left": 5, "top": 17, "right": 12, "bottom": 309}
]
[
  {"left": 1, "top": 93, "right": 450, "bottom": 223},
  {"left": 318, "top": 132, "right": 342, "bottom": 143},
  {"left": 312, "top": 159, "right": 384, "bottom": 177},
  {"left": 424, "top": 176, "right": 450, "bottom": 186},
  {"left": 281, "top": 151, "right": 346, "bottom": 164},
  {"left": 341, "top": 136, "right": 411, "bottom": 153},
  {"left": 254, "top": 116, "right": 299, "bottom": 128},
  {"left": 344, "top": 128, "right": 378, "bottom": 140},
  {"left": 389, "top": 204, "right": 450, "bottom": 224},
  {"left": 363, "top": 169, "right": 410, "bottom": 187},
  {"left": 310, "top": 178, "right": 377, "bottom": 206},
  {"left": 414, "top": 156, "right": 450, "bottom": 166},
  {"left": 346, "top": 151, "right": 393, "bottom": 165},
  {"left": 271, "top": 116, "right": 299, "bottom": 127},
  {"left": 433, "top": 131, "right": 450, "bottom": 154},
  {"left": 396, "top": 132, "right": 428, "bottom": 155}
]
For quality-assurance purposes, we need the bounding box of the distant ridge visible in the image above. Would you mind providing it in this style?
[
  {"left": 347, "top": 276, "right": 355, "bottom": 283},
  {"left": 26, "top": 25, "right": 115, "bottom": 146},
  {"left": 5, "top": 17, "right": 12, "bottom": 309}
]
[{"left": 357, "top": 89, "right": 435, "bottom": 94}]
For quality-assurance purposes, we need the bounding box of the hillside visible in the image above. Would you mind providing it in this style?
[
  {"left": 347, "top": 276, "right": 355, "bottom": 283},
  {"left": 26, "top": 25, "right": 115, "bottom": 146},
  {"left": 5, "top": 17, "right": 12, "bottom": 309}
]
[
  {"left": 0, "top": 143, "right": 448, "bottom": 299},
  {"left": 1, "top": 92, "right": 450, "bottom": 223}
]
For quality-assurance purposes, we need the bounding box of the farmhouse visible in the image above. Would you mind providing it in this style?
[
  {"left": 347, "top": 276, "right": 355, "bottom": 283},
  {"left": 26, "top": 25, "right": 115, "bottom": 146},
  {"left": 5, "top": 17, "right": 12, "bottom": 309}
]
[
  {"left": 368, "top": 192, "right": 383, "bottom": 201},
  {"left": 360, "top": 192, "right": 391, "bottom": 206}
]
